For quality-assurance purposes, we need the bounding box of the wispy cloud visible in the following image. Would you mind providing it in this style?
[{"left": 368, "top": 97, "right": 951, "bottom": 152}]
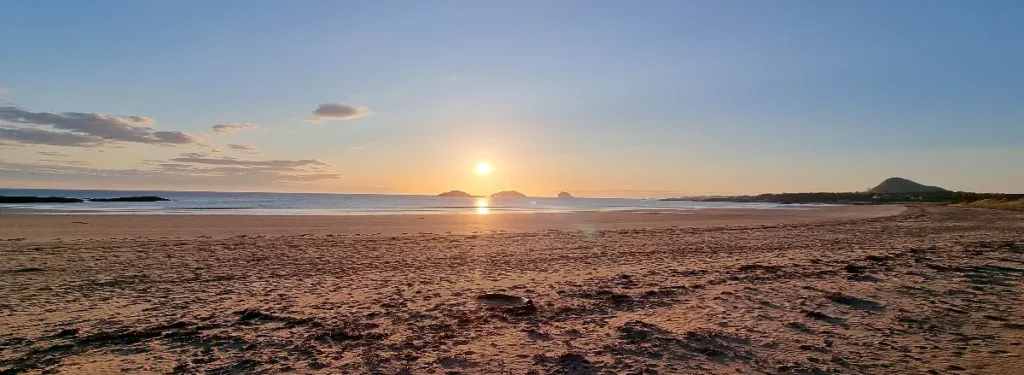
[
  {"left": 212, "top": 123, "right": 260, "bottom": 134},
  {"left": 37, "top": 151, "right": 70, "bottom": 157},
  {"left": 226, "top": 143, "right": 260, "bottom": 153},
  {"left": 37, "top": 159, "right": 89, "bottom": 167},
  {"left": 0, "top": 153, "right": 341, "bottom": 187},
  {"left": 0, "top": 126, "right": 106, "bottom": 147},
  {"left": 0, "top": 106, "right": 199, "bottom": 147},
  {"left": 169, "top": 155, "right": 327, "bottom": 169},
  {"left": 309, "top": 103, "right": 372, "bottom": 122},
  {"left": 0, "top": 87, "right": 8, "bottom": 95}
]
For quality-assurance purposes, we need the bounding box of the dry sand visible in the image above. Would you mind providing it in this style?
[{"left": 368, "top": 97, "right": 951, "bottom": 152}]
[{"left": 2, "top": 205, "right": 1023, "bottom": 374}]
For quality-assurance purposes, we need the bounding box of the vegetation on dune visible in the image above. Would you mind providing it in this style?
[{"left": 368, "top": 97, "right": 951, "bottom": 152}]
[{"left": 954, "top": 198, "right": 1024, "bottom": 211}]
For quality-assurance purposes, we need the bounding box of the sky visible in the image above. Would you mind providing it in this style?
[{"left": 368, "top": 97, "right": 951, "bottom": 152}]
[{"left": 1, "top": 0, "right": 1022, "bottom": 197}]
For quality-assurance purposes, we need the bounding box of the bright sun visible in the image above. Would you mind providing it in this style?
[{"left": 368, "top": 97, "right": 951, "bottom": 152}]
[{"left": 474, "top": 161, "right": 492, "bottom": 176}]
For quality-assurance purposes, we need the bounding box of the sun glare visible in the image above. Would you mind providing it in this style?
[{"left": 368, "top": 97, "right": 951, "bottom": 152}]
[
  {"left": 474, "top": 197, "right": 490, "bottom": 215},
  {"left": 474, "top": 161, "right": 492, "bottom": 176}
]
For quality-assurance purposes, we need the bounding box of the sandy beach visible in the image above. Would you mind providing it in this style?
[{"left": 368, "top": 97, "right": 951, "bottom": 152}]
[
  {"left": 2, "top": 205, "right": 1023, "bottom": 374},
  {"left": 0, "top": 205, "right": 900, "bottom": 241}
]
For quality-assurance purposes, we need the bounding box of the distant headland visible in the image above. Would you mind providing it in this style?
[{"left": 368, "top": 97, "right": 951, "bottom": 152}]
[
  {"left": 661, "top": 177, "right": 1022, "bottom": 207},
  {"left": 0, "top": 196, "right": 170, "bottom": 204}
]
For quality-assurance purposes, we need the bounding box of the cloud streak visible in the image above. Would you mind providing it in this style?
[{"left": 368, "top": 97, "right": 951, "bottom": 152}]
[
  {"left": 212, "top": 123, "right": 260, "bottom": 134},
  {"left": 169, "top": 155, "right": 327, "bottom": 169},
  {"left": 226, "top": 143, "right": 260, "bottom": 153},
  {"left": 0, "top": 153, "right": 341, "bottom": 187},
  {"left": 0, "top": 126, "right": 106, "bottom": 147},
  {"left": 310, "top": 103, "right": 372, "bottom": 122},
  {"left": 0, "top": 106, "right": 199, "bottom": 147},
  {"left": 37, "top": 151, "right": 70, "bottom": 157}
]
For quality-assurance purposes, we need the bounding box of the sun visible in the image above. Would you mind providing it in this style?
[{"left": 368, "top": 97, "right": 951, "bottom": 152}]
[{"left": 474, "top": 161, "right": 492, "bottom": 176}]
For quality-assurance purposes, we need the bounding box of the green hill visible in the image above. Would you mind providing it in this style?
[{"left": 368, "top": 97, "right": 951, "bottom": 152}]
[{"left": 868, "top": 177, "right": 947, "bottom": 194}]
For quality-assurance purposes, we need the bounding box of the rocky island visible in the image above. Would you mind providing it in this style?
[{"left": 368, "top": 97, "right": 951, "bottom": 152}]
[
  {"left": 437, "top": 190, "right": 473, "bottom": 198},
  {"left": 490, "top": 190, "right": 527, "bottom": 198},
  {"left": 557, "top": 191, "right": 574, "bottom": 198}
]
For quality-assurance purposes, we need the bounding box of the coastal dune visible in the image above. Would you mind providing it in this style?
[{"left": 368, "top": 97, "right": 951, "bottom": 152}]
[{"left": 2, "top": 205, "right": 1023, "bottom": 374}]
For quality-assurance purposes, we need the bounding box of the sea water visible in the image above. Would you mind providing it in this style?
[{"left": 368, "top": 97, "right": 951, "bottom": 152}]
[{"left": 0, "top": 188, "right": 800, "bottom": 215}]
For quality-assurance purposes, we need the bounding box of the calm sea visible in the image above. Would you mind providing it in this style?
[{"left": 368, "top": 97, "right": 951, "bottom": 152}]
[{"left": 0, "top": 189, "right": 798, "bottom": 215}]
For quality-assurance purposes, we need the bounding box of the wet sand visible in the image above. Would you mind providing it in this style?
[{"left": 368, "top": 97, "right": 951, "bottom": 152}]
[
  {"left": 2, "top": 205, "right": 1024, "bottom": 374},
  {"left": 0, "top": 205, "right": 901, "bottom": 241}
]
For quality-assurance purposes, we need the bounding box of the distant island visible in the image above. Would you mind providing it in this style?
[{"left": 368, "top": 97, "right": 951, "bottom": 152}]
[
  {"left": 661, "top": 177, "right": 1023, "bottom": 206},
  {"left": 491, "top": 190, "right": 527, "bottom": 198},
  {"left": 437, "top": 190, "right": 528, "bottom": 198},
  {"left": 557, "top": 191, "right": 574, "bottom": 198},
  {"left": 437, "top": 190, "right": 474, "bottom": 198},
  {"left": 0, "top": 195, "right": 170, "bottom": 204}
]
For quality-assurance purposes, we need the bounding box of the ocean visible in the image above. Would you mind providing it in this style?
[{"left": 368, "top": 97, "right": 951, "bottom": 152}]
[{"left": 0, "top": 188, "right": 799, "bottom": 215}]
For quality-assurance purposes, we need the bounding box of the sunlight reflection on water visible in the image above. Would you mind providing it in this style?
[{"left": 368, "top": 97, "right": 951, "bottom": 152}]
[{"left": 475, "top": 198, "right": 490, "bottom": 215}]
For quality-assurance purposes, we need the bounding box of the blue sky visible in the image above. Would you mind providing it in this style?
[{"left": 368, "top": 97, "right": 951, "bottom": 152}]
[{"left": 1, "top": 1, "right": 1022, "bottom": 195}]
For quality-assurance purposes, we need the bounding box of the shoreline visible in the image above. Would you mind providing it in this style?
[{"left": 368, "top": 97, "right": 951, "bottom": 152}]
[
  {"left": 0, "top": 205, "right": 835, "bottom": 217},
  {"left": 0, "top": 205, "right": 905, "bottom": 241}
]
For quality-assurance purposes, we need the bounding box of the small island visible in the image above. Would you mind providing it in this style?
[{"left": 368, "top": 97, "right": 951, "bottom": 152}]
[
  {"left": 89, "top": 196, "right": 170, "bottom": 202},
  {"left": 437, "top": 190, "right": 473, "bottom": 198},
  {"left": 557, "top": 191, "right": 574, "bottom": 198},
  {"left": 490, "top": 190, "right": 527, "bottom": 198}
]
